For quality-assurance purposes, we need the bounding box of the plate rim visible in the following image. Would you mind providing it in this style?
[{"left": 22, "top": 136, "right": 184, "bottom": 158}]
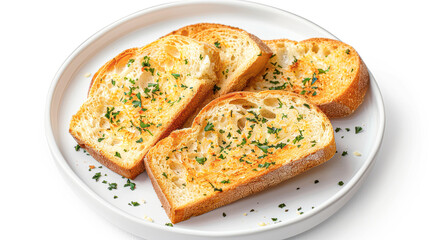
[{"left": 45, "top": 0, "right": 386, "bottom": 237}]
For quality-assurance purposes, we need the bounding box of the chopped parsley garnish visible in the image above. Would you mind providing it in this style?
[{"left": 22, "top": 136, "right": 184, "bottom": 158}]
[
  {"left": 184, "top": 59, "right": 188, "bottom": 64},
  {"left": 115, "top": 152, "right": 122, "bottom": 158},
  {"left": 303, "top": 103, "right": 311, "bottom": 109},
  {"left": 214, "top": 41, "right": 221, "bottom": 48},
  {"left": 165, "top": 223, "right": 173, "bottom": 227},
  {"left": 199, "top": 54, "right": 203, "bottom": 60},
  {"left": 111, "top": 79, "right": 116, "bottom": 86},
  {"left": 314, "top": 180, "right": 319, "bottom": 184},
  {"left": 278, "top": 203, "right": 286, "bottom": 208},
  {"left": 267, "top": 126, "right": 282, "bottom": 135},
  {"left": 292, "top": 130, "right": 304, "bottom": 144},
  {"left": 74, "top": 144, "right": 81, "bottom": 151},
  {"left": 222, "top": 212, "right": 226, "bottom": 217},
  {"left": 108, "top": 183, "right": 117, "bottom": 190},
  {"left": 114, "top": 195, "right": 118, "bottom": 199},
  {"left": 92, "top": 172, "right": 101, "bottom": 182},
  {"left": 221, "top": 179, "right": 230, "bottom": 184},
  {"left": 292, "top": 56, "right": 298, "bottom": 64},
  {"left": 195, "top": 156, "right": 207, "bottom": 165},
  {"left": 355, "top": 126, "right": 363, "bottom": 134},
  {"left": 127, "top": 59, "right": 135, "bottom": 67},
  {"left": 136, "top": 138, "right": 143, "bottom": 143},
  {"left": 142, "top": 56, "right": 150, "bottom": 67},
  {"left": 335, "top": 127, "right": 341, "bottom": 133},
  {"left": 271, "top": 218, "right": 278, "bottom": 221},
  {"left": 213, "top": 84, "right": 221, "bottom": 94},
  {"left": 345, "top": 49, "right": 350, "bottom": 54},
  {"left": 277, "top": 98, "right": 283, "bottom": 108},
  {"left": 162, "top": 172, "right": 168, "bottom": 178},
  {"left": 318, "top": 66, "right": 330, "bottom": 74},
  {"left": 98, "top": 137, "right": 105, "bottom": 142},
  {"left": 209, "top": 182, "right": 223, "bottom": 192},
  {"left": 346, "top": 128, "right": 350, "bottom": 132},
  {"left": 342, "top": 151, "right": 348, "bottom": 156},
  {"left": 204, "top": 122, "right": 215, "bottom": 131},
  {"left": 128, "top": 201, "right": 140, "bottom": 206},
  {"left": 171, "top": 73, "right": 180, "bottom": 79},
  {"left": 132, "top": 92, "right": 143, "bottom": 108},
  {"left": 311, "top": 72, "right": 318, "bottom": 85},
  {"left": 338, "top": 181, "right": 344, "bottom": 186},
  {"left": 124, "top": 179, "right": 136, "bottom": 190},
  {"left": 251, "top": 141, "right": 269, "bottom": 153},
  {"left": 258, "top": 161, "right": 276, "bottom": 169},
  {"left": 269, "top": 82, "right": 287, "bottom": 90},
  {"left": 302, "top": 77, "right": 311, "bottom": 85}
]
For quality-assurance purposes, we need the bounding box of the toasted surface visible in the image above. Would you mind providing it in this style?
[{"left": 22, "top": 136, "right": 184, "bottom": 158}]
[
  {"left": 145, "top": 91, "right": 336, "bottom": 223},
  {"left": 69, "top": 35, "right": 220, "bottom": 179},
  {"left": 169, "top": 23, "right": 272, "bottom": 126},
  {"left": 245, "top": 38, "right": 369, "bottom": 118}
]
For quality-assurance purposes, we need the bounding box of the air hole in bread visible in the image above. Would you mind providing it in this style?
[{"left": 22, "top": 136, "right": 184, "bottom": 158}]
[
  {"left": 263, "top": 98, "right": 279, "bottom": 107},
  {"left": 165, "top": 45, "right": 181, "bottom": 59},
  {"left": 312, "top": 44, "right": 319, "bottom": 54},
  {"left": 237, "top": 117, "right": 246, "bottom": 130},
  {"left": 169, "top": 161, "right": 184, "bottom": 175},
  {"left": 172, "top": 176, "right": 186, "bottom": 188},
  {"left": 260, "top": 108, "right": 276, "bottom": 119},
  {"left": 304, "top": 45, "right": 310, "bottom": 53},
  {"left": 163, "top": 58, "right": 174, "bottom": 69},
  {"left": 99, "top": 118, "right": 109, "bottom": 129},
  {"left": 229, "top": 99, "right": 257, "bottom": 109},
  {"left": 110, "top": 138, "right": 122, "bottom": 146},
  {"left": 323, "top": 48, "right": 331, "bottom": 57}
]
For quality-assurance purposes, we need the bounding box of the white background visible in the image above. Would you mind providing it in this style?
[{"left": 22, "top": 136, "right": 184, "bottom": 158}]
[{"left": 1, "top": 0, "right": 428, "bottom": 239}]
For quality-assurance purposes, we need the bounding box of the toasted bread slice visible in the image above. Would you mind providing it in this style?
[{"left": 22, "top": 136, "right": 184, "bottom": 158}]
[
  {"left": 145, "top": 91, "right": 336, "bottom": 223},
  {"left": 245, "top": 38, "right": 369, "bottom": 118},
  {"left": 168, "top": 23, "right": 272, "bottom": 126},
  {"left": 69, "top": 35, "right": 221, "bottom": 179}
]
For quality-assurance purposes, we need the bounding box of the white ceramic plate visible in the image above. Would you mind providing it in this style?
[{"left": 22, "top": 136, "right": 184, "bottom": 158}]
[{"left": 45, "top": 1, "right": 385, "bottom": 239}]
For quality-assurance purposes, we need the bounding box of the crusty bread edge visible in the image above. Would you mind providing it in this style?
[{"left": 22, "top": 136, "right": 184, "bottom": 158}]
[{"left": 145, "top": 91, "right": 336, "bottom": 223}]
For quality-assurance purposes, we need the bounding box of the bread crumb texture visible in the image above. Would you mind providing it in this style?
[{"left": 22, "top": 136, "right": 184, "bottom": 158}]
[
  {"left": 145, "top": 91, "right": 335, "bottom": 223},
  {"left": 69, "top": 35, "right": 220, "bottom": 178},
  {"left": 246, "top": 38, "right": 368, "bottom": 117}
]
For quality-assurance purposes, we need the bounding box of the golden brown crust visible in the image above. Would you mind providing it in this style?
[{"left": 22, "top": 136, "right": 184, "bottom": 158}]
[
  {"left": 145, "top": 91, "right": 336, "bottom": 223},
  {"left": 167, "top": 23, "right": 241, "bottom": 37}
]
